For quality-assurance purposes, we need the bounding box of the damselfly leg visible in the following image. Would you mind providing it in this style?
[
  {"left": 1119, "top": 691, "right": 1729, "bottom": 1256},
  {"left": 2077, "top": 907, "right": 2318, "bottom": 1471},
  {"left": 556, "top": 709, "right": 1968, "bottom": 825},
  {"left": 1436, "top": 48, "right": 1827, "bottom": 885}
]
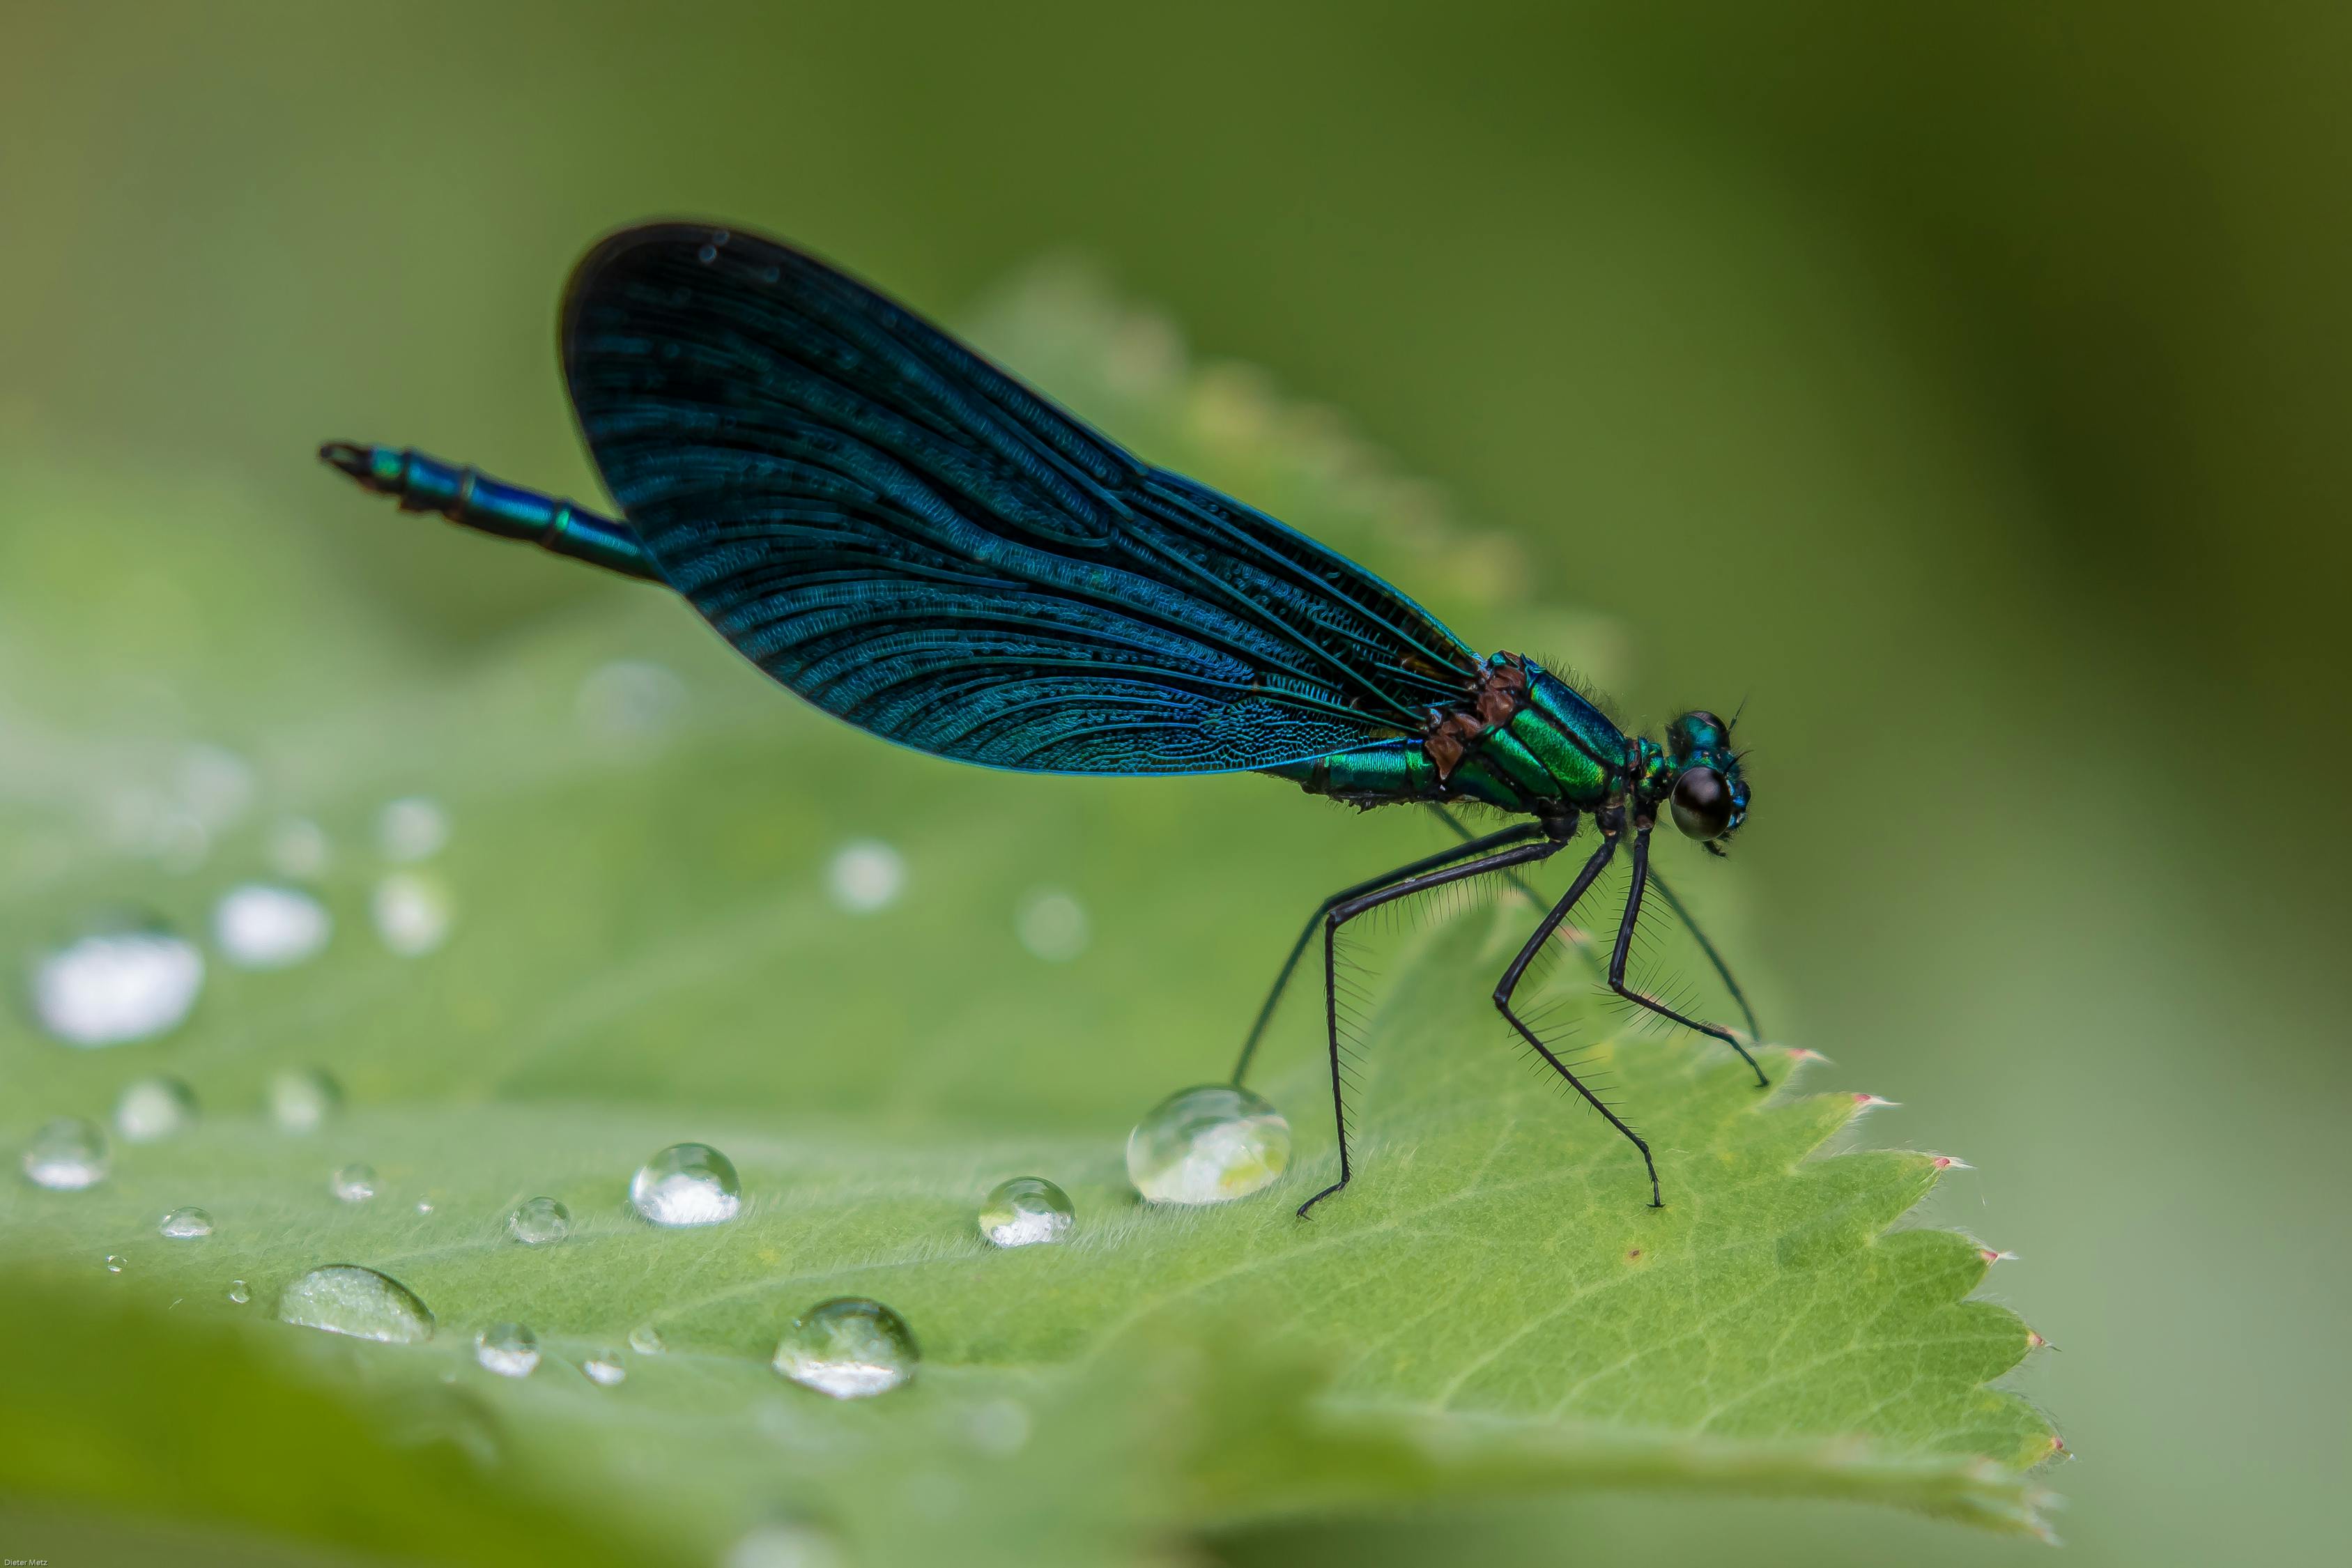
[
  {"left": 1489, "top": 830, "right": 1665, "bottom": 1207},
  {"left": 1610, "top": 829, "right": 1770, "bottom": 1087},
  {"left": 1294, "top": 833, "right": 1569, "bottom": 1217}
]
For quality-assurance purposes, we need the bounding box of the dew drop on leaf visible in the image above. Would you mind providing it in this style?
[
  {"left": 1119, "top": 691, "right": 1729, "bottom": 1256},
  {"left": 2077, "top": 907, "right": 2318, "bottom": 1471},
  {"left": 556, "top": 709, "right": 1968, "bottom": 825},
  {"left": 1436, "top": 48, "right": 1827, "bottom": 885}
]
[
  {"left": 825, "top": 839, "right": 905, "bottom": 913},
  {"left": 771, "top": 1297, "right": 918, "bottom": 1399},
  {"left": 330, "top": 1163, "right": 378, "bottom": 1203},
  {"left": 276, "top": 1264, "right": 435, "bottom": 1343},
  {"left": 627, "top": 1323, "right": 666, "bottom": 1355},
  {"left": 21, "top": 1116, "right": 111, "bottom": 1190},
  {"left": 157, "top": 1205, "right": 213, "bottom": 1238},
  {"left": 583, "top": 1351, "right": 627, "bottom": 1387},
  {"left": 1126, "top": 1084, "right": 1291, "bottom": 1204},
  {"left": 474, "top": 1321, "right": 540, "bottom": 1378},
  {"left": 505, "top": 1194, "right": 571, "bottom": 1245},
  {"left": 28, "top": 912, "right": 205, "bottom": 1047},
  {"left": 629, "top": 1143, "right": 741, "bottom": 1227},
  {"left": 226, "top": 1279, "right": 250, "bottom": 1305},
  {"left": 269, "top": 1068, "right": 341, "bottom": 1133},
  {"left": 213, "top": 882, "right": 332, "bottom": 969},
  {"left": 371, "top": 872, "right": 453, "bottom": 956},
  {"left": 102, "top": 1253, "right": 126, "bottom": 1273},
  {"left": 977, "top": 1176, "right": 1075, "bottom": 1247},
  {"left": 114, "top": 1075, "right": 199, "bottom": 1142}
]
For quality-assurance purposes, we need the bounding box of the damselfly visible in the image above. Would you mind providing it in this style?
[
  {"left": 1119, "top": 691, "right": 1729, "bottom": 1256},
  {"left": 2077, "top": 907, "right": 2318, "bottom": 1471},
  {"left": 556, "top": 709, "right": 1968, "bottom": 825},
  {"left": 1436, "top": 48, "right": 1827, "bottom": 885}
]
[{"left": 321, "top": 223, "right": 1763, "bottom": 1215}]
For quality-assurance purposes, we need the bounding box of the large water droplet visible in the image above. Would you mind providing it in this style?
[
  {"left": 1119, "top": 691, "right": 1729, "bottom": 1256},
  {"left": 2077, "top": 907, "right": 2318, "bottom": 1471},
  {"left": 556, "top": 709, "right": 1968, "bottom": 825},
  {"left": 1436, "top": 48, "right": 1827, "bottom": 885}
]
[
  {"left": 977, "top": 1176, "right": 1075, "bottom": 1247},
  {"left": 226, "top": 1279, "right": 250, "bottom": 1305},
  {"left": 474, "top": 1322, "right": 539, "bottom": 1378},
  {"left": 22, "top": 1117, "right": 111, "bottom": 1190},
  {"left": 330, "top": 1163, "right": 378, "bottom": 1203},
  {"left": 1013, "top": 889, "right": 1089, "bottom": 961},
  {"left": 826, "top": 839, "right": 905, "bottom": 914},
  {"left": 629, "top": 1143, "right": 741, "bottom": 1227},
  {"left": 582, "top": 1351, "right": 627, "bottom": 1387},
  {"left": 270, "top": 1068, "right": 342, "bottom": 1132},
  {"left": 158, "top": 1206, "right": 214, "bottom": 1238},
  {"left": 114, "top": 1075, "right": 199, "bottom": 1142},
  {"left": 371, "top": 872, "right": 452, "bottom": 956},
  {"left": 771, "top": 1298, "right": 918, "bottom": 1399},
  {"left": 722, "top": 1521, "right": 850, "bottom": 1568},
  {"left": 277, "top": 1264, "right": 435, "bottom": 1343},
  {"left": 1127, "top": 1084, "right": 1290, "bottom": 1204},
  {"left": 213, "top": 883, "right": 331, "bottom": 969},
  {"left": 627, "top": 1323, "right": 666, "bottom": 1355},
  {"left": 505, "top": 1195, "right": 571, "bottom": 1245},
  {"left": 266, "top": 816, "right": 332, "bottom": 880},
  {"left": 377, "top": 796, "right": 449, "bottom": 862},
  {"left": 28, "top": 912, "right": 205, "bottom": 1046}
]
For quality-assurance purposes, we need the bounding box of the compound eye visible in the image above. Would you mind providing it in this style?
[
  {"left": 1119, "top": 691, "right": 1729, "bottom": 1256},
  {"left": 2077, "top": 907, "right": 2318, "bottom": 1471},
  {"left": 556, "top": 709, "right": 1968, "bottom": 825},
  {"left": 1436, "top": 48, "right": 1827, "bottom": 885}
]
[{"left": 1670, "top": 767, "right": 1732, "bottom": 840}]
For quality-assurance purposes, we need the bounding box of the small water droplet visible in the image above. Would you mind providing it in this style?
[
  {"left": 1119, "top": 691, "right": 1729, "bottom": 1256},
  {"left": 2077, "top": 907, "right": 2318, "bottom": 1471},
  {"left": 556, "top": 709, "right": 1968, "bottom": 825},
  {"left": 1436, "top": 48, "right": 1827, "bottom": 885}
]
[
  {"left": 826, "top": 839, "right": 905, "bottom": 914},
  {"left": 977, "top": 1176, "right": 1074, "bottom": 1247},
  {"left": 415, "top": 1199, "right": 434, "bottom": 1215},
  {"left": 722, "top": 1520, "right": 848, "bottom": 1568},
  {"left": 474, "top": 1321, "right": 539, "bottom": 1378},
  {"left": 114, "top": 1075, "right": 199, "bottom": 1142},
  {"left": 266, "top": 816, "right": 332, "bottom": 879},
  {"left": 583, "top": 1350, "right": 627, "bottom": 1386},
  {"left": 629, "top": 1143, "right": 741, "bottom": 1227},
  {"left": 330, "top": 1163, "right": 378, "bottom": 1203},
  {"left": 771, "top": 1297, "right": 918, "bottom": 1399},
  {"left": 1014, "top": 889, "right": 1089, "bottom": 961},
  {"left": 505, "top": 1195, "right": 571, "bottom": 1245},
  {"left": 277, "top": 1264, "right": 435, "bottom": 1343},
  {"left": 158, "top": 1205, "right": 214, "bottom": 1238},
  {"left": 576, "top": 659, "right": 686, "bottom": 753},
  {"left": 213, "top": 883, "right": 332, "bottom": 969},
  {"left": 371, "top": 872, "right": 453, "bottom": 956},
  {"left": 1127, "top": 1084, "right": 1291, "bottom": 1204},
  {"left": 376, "top": 796, "right": 449, "bottom": 862},
  {"left": 270, "top": 1068, "right": 341, "bottom": 1132},
  {"left": 22, "top": 1116, "right": 111, "bottom": 1190},
  {"left": 226, "top": 1279, "right": 250, "bottom": 1304},
  {"left": 697, "top": 243, "right": 718, "bottom": 264},
  {"left": 29, "top": 912, "right": 205, "bottom": 1046},
  {"left": 103, "top": 1253, "right": 126, "bottom": 1273},
  {"left": 627, "top": 1323, "right": 666, "bottom": 1355}
]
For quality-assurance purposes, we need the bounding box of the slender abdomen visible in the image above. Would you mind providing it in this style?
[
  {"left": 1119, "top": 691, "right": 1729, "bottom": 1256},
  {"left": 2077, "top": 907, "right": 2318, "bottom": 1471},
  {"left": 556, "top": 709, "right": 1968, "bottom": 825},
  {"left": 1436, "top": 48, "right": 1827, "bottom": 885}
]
[{"left": 318, "top": 443, "right": 661, "bottom": 583}]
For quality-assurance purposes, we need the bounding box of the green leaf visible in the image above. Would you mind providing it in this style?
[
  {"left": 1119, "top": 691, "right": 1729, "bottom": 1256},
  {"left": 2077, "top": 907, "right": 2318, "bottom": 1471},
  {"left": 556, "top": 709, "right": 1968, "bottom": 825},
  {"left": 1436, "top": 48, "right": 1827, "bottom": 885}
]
[{"left": 0, "top": 266, "right": 2058, "bottom": 1566}]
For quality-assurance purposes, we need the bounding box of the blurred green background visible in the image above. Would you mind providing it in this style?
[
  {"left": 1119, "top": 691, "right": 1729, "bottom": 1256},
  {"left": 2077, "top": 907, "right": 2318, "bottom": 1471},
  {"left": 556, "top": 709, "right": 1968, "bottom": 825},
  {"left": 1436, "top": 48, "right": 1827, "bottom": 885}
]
[{"left": 2, "top": 2, "right": 2344, "bottom": 1565}]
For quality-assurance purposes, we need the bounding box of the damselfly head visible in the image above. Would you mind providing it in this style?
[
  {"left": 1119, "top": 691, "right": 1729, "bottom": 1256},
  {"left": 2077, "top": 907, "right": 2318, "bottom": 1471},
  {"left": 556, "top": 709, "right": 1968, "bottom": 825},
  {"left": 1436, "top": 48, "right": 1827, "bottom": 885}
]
[{"left": 1663, "top": 709, "right": 1749, "bottom": 850}]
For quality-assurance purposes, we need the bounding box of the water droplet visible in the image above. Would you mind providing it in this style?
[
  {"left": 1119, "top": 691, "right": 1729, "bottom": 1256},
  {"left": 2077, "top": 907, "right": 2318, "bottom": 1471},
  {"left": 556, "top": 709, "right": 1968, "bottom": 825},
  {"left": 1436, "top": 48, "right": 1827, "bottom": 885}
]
[
  {"left": 1127, "top": 1084, "right": 1291, "bottom": 1205},
  {"left": 1014, "top": 889, "right": 1089, "bottom": 961},
  {"left": 414, "top": 1199, "right": 434, "bottom": 1215},
  {"left": 270, "top": 1068, "right": 341, "bottom": 1132},
  {"left": 226, "top": 1279, "right": 250, "bottom": 1305},
  {"left": 722, "top": 1521, "right": 849, "bottom": 1568},
  {"left": 977, "top": 1176, "right": 1074, "bottom": 1247},
  {"left": 22, "top": 1117, "right": 111, "bottom": 1190},
  {"left": 629, "top": 1143, "right": 741, "bottom": 1227},
  {"left": 114, "top": 1075, "right": 199, "bottom": 1142},
  {"left": 582, "top": 1351, "right": 627, "bottom": 1386},
  {"left": 627, "top": 1323, "right": 666, "bottom": 1355},
  {"left": 330, "top": 1163, "right": 377, "bottom": 1202},
  {"left": 103, "top": 1253, "right": 126, "bottom": 1273},
  {"left": 376, "top": 796, "right": 449, "bottom": 862},
  {"left": 698, "top": 243, "right": 718, "bottom": 263},
  {"left": 771, "top": 1297, "right": 918, "bottom": 1399},
  {"left": 371, "top": 872, "right": 452, "bottom": 956},
  {"left": 28, "top": 912, "right": 205, "bottom": 1046},
  {"left": 826, "top": 839, "right": 905, "bottom": 914},
  {"left": 505, "top": 1194, "right": 571, "bottom": 1245},
  {"left": 474, "top": 1321, "right": 539, "bottom": 1378},
  {"left": 213, "top": 883, "right": 331, "bottom": 969},
  {"left": 576, "top": 659, "right": 686, "bottom": 752},
  {"left": 277, "top": 1264, "right": 435, "bottom": 1343},
  {"left": 158, "top": 1206, "right": 214, "bottom": 1238},
  {"left": 266, "top": 816, "right": 332, "bottom": 879}
]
